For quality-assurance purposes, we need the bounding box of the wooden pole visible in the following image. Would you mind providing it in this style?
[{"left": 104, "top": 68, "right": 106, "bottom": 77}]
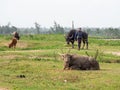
[{"left": 72, "top": 21, "right": 74, "bottom": 29}]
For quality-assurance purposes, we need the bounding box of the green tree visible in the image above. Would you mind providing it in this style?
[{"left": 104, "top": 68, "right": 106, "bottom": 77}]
[
  {"left": 34, "top": 22, "right": 41, "bottom": 34},
  {"left": 50, "top": 21, "right": 64, "bottom": 34}
]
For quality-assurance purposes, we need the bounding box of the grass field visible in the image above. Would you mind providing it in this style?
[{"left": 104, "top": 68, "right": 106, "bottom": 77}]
[{"left": 0, "top": 34, "right": 120, "bottom": 90}]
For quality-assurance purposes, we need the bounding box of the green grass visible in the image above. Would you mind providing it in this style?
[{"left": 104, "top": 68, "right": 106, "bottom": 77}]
[{"left": 0, "top": 34, "right": 120, "bottom": 90}]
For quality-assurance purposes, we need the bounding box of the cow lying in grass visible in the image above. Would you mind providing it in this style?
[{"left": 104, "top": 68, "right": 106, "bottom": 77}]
[
  {"left": 8, "top": 38, "right": 17, "bottom": 49},
  {"left": 60, "top": 54, "right": 100, "bottom": 70}
]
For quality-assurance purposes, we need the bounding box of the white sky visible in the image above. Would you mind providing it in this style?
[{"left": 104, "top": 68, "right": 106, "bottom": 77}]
[{"left": 0, "top": 0, "right": 120, "bottom": 28}]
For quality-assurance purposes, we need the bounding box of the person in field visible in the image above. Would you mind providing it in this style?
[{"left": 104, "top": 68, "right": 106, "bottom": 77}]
[
  {"left": 12, "top": 31, "right": 20, "bottom": 40},
  {"left": 75, "top": 28, "right": 83, "bottom": 50}
]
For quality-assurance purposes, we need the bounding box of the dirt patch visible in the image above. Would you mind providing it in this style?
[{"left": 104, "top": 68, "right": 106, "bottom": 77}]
[
  {"left": 0, "top": 55, "right": 20, "bottom": 59},
  {"left": 105, "top": 51, "right": 120, "bottom": 56},
  {"left": 0, "top": 88, "right": 9, "bottom": 90},
  {"left": 111, "top": 52, "right": 120, "bottom": 56},
  {"left": 0, "top": 41, "right": 9, "bottom": 47},
  {"left": 3, "top": 49, "right": 51, "bottom": 53},
  {"left": 17, "top": 41, "right": 28, "bottom": 48},
  {"left": 103, "top": 51, "right": 120, "bottom": 63},
  {"left": 0, "top": 41, "right": 28, "bottom": 48}
]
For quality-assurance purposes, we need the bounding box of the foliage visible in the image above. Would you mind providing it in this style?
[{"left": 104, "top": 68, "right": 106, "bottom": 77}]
[
  {"left": 0, "top": 25, "right": 18, "bottom": 34},
  {"left": 49, "top": 21, "right": 65, "bottom": 34},
  {"left": 1, "top": 22, "right": 120, "bottom": 39},
  {"left": 34, "top": 22, "right": 41, "bottom": 34}
]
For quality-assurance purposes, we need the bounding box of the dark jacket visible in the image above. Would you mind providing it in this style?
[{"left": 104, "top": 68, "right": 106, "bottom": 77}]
[
  {"left": 14, "top": 32, "right": 20, "bottom": 40},
  {"left": 75, "top": 31, "right": 83, "bottom": 40}
]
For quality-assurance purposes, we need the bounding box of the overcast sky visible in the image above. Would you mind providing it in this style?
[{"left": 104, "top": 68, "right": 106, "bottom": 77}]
[{"left": 0, "top": 0, "right": 120, "bottom": 28}]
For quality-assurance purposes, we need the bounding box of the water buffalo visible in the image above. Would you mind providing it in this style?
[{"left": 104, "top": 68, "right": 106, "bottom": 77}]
[
  {"left": 65, "top": 29, "right": 88, "bottom": 49},
  {"left": 60, "top": 54, "right": 100, "bottom": 70}
]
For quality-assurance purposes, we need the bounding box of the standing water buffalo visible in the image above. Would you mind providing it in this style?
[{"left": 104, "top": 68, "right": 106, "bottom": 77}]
[
  {"left": 60, "top": 54, "right": 100, "bottom": 70},
  {"left": 65, "top": 29, "right": 88, "bottom": 49}
]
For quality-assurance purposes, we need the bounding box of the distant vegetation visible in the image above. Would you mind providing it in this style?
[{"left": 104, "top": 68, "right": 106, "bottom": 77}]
[{"left": 0, "top": 22, "right": 120, "bottom": 39}]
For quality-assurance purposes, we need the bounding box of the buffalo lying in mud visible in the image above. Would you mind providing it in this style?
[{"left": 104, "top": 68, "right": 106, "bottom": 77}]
[
  {"left": 65, "top": 29, "right": 88, "bottom": 49},
  {"left": 60, "top": 54, "right": 100, "bottom": 70}
]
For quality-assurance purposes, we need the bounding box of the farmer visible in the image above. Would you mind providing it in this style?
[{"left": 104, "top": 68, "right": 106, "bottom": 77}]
[{"left": 75, "top": 28, "right": 83, "bottom": 50}]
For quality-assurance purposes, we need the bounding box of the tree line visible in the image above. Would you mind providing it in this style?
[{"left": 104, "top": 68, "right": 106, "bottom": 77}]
[{"left": 0, "top": 22, "right": 120, "bottom": 39}]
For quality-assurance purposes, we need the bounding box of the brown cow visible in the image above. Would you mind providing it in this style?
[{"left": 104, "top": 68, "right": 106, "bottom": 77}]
[
  {"left": 60, "top": 54, "right": 100, "bottom": 70},
  {"left": 8, "top": 38, "right": 17, "bottom": 49}
]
